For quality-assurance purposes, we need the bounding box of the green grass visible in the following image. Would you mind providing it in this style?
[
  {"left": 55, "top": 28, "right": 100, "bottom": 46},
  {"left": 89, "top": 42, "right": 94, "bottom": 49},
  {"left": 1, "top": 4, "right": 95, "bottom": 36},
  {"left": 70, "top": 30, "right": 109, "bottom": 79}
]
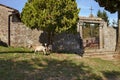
[{"left": 0, "top": 46, "right": 120, "bottom": 80}]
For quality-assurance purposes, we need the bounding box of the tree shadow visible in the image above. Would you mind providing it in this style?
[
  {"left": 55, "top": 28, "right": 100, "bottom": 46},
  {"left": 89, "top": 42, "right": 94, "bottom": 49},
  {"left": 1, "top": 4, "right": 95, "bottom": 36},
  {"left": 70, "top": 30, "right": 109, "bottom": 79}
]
[
  {"left": 0, "top": 40, "right": 8, "bottom": 47},
  {"left": 52, "top": 33, "right": 84, "bottom": 56},
  {"left": 32, "top": 58, "right": 102, "bottom": 80},
  {"left": 39, "top": 31, "right": 48, "bottom": 46},
  {"left": 0, "top": 47, "right": 33, "bottom": 54},
  {"left": 102, "top": 71, "right": 120, "bottom": 80},
  {"left": 39, "top": 31, "right": 85, "bottom": 56},
  {"left": 0, "top": 58, "right": 36, "bottom": 80},
  {"left": 0, "top": 51, "right": 33, "bottom": 54},
  {"left": 0, "top": 57, "right": 102, "bottom": 80}
]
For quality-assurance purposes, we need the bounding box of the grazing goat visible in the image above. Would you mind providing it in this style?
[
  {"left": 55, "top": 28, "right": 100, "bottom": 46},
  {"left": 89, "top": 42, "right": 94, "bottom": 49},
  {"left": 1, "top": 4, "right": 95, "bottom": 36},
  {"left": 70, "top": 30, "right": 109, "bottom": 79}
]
[
  {"left": 34, "top": 45, "right": 46, "bottom": 54},
  {"left": 28, "top": 43, "right": 52, "bottom": 55},
  {"left": 29, "top": 45, "right": 47, "bottom": 55}
]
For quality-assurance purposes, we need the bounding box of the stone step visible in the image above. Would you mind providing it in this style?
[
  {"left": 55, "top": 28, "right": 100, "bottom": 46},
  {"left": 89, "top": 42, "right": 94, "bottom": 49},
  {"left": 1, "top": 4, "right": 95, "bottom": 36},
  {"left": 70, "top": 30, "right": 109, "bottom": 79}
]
[{"left": 83, "top": 52, "right": 119, "bottom": 60}]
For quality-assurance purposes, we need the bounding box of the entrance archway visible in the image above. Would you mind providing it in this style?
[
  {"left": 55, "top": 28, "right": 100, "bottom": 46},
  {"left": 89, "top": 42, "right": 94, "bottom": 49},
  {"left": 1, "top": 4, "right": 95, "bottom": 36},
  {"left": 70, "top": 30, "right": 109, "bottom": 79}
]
[{"left": 77, "top": 16, "right": 107, "bottom": 52}]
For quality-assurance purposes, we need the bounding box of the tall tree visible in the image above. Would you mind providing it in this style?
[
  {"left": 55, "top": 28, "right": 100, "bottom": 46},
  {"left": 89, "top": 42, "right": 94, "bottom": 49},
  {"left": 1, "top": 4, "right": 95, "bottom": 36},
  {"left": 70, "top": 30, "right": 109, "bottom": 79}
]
[
  {"left": 97, "top": 10, "right": 109, "bottom": 25},
  {"left": 21, "top": 0, "right": 80, "bottom": 44},
  {"left": 95, "top": 0, "right": 120, "bottom": 53},
  {"left": 112, "top": 19, "right": 117, "bottom": 27},
  {"left": 97, "top": 10, "right": 102, "bottom": 18}
]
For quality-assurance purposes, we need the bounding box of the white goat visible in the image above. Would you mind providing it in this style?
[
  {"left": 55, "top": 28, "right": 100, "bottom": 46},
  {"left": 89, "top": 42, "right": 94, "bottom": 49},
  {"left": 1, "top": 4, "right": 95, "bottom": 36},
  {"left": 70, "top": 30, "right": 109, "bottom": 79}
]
[
  {"left": 29, "top": 45, "right": 47, "bottom": 55},
  {"left": 34, "top": 45, "right": 46, "bottom": 54}
]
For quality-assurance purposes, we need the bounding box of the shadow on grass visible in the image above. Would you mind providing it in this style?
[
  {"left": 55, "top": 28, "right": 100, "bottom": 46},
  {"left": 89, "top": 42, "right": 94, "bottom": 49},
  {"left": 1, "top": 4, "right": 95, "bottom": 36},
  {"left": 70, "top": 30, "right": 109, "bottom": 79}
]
[
  {"left": 102, "top": 71, "right": 120, "bottom": 80},
  {"left": 0, "top": 51, "right": 34, "bottom": 54},
  {"left": 0, "top": 46, "right": 33, "bottom": 54},
  {"left": 0, "top": 57, "right": 102, "bottom": 80}
]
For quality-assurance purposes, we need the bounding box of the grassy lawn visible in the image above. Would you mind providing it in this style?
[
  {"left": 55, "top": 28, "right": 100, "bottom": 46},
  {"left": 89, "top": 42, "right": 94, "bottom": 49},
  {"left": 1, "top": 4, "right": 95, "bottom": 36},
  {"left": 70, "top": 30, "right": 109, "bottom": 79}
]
[{"left": 0, "top": 46, "right": 120, "bottom": 80}]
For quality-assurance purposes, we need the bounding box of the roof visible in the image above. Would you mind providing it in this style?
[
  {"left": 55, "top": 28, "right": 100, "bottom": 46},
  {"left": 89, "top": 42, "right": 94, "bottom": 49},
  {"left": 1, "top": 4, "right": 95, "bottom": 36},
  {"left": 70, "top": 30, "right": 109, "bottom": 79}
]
[
  {"left": 0, "top": 4, "right": 21, "bottom": 21},
  {"left": 79, "top": 16, "right": 103, "bottom": 21},
  {"left": 0, "top": 4, "right": 19, "bottom": 12},
  {"left": 79, "top": 16, "right": 104, "bottom": 24}
]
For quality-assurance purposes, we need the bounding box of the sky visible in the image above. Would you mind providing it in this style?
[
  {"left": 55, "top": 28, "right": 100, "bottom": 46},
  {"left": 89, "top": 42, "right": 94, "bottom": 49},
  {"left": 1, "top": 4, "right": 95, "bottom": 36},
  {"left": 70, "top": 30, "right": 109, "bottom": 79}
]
[
  {"left": 0, "top": 0, "right": 118, "bottom": 24},
  {"left": 76, "top": 0, "right": 118, "bottom": 24}
]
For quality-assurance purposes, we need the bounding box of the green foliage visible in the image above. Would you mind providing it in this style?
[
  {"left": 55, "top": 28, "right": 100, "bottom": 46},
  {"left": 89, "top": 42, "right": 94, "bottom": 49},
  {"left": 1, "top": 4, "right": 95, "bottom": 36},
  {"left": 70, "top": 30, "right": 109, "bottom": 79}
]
[
  {"left": 112, "top": 19, "right": 117, "bottom": 27},
  {"left": 21, "top": 0, "right": 80, "bottom": 33},
  {"left": 83, "top": 23, "right": 99, "bottom": 38},
  {"left": 95, "top": 0, "right": 120, "bottom": 13},
  {"left": 97, "top": 10, "right": 109, "bottom": 25}
]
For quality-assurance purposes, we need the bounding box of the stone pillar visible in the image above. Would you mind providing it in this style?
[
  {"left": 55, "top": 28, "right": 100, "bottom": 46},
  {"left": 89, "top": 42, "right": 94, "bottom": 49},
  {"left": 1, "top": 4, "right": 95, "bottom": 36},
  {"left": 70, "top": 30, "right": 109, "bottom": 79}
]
[
  {"left": 79, "top": 22, "right": 83, "bottom": 39},
  {"left": 77, "top": 21, "right": 83, "bottom": 39},
  {"left": 99, "top": 23, "right": 103, "bottom": 50},
  {"left": 116, "top": 10, "right": 120, "bottom": 52}
]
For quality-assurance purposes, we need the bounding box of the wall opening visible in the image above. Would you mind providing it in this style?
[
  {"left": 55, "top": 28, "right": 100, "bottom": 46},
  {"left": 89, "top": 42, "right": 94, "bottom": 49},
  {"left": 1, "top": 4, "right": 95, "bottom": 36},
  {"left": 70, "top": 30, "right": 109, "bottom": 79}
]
[{"left": 83, "top": 23, "right": 99, "bottom": 50}]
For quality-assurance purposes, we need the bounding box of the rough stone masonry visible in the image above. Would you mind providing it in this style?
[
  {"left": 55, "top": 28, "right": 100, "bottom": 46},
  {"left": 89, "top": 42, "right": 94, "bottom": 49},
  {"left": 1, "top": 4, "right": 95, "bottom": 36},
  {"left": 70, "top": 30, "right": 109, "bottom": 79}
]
[{"left": 0, "top": 4, "right": 117, "bottom": 54}]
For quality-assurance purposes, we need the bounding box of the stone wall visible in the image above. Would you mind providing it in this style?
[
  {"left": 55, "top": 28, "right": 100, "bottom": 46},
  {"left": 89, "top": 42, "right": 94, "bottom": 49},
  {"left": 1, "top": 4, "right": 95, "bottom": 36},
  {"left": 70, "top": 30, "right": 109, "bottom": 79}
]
[
  {"left": 0, "top": 4, "right": 83, "bottom": 54},
  {"left": 1, "top": 21, "right": 44, "bottom": 47},
  {"left": 52, "top": 33, "right": 83, "bottom": 54},
  {"left": 78, "top": 16, "right": 117, "bottom": 52},
  {"left": 10, "top": 23, "right": 43, "bottom": 47},
  {"left": 0, "top": 5, "right": 44, "bottom": 47},
  {"left": 0, "top": 5, "right": 14, "bottom": 44},
  {"left": 0, "top": 4, "right": 117, "bottom": 53},
  {"left": 103, "top": 26, "right": 116, "bottom": 51}
]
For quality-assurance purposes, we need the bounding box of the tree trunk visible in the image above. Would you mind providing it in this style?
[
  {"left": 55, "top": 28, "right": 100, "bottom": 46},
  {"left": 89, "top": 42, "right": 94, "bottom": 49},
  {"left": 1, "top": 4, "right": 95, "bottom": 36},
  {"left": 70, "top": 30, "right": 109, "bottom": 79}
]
[
  {"left": 47, "top": 31, "right": 54, "bottom": 45},
  {"left": 116, "top": 11, "right": 120, "bottom": 53}
]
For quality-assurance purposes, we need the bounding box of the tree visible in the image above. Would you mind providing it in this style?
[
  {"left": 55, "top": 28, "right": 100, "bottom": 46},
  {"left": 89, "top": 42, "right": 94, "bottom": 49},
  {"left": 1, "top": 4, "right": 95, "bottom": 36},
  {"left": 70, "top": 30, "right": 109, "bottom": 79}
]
[
  {"left": 21, "top": 0, "right": 80, "bottom": 44},
  {"left": 112, "top": 19, "right": 117, "bottom": 27},
  {"left": 95, "top": 0, "right": 120, "bottom": 53},
  {"left": 97, "top": 10, "right": 109, "bottom": 25},
  {"left": 97, "top": 10, "right": 102, "bottom": 18}
]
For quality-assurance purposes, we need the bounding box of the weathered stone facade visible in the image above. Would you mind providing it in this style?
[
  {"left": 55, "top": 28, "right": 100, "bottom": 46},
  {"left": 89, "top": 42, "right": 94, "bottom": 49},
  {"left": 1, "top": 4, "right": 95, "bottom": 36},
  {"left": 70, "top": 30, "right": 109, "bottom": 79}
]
[
  {"left": 52, "top": 33, "right": 83, "bottom": 53},
  {"left": 103, "top": 25, "right": 116, "bottom": 51},
  {"left": 0, "top": 4, "right": 117, "bottom": 53},
  {"left": 77, "top": 16, "right": 116, "bottom": 52},
  {"left": 0, "top": 4, "right": 82, "bottom": 54},
  {"left": 0, "top": 4, "right": 13, "bottom": 43},
  {"left": 10, "top": 23, "right": 43, "bottom": 47},
  {"left": 0, "top": 4, "right": 43, "bottom": 47}
]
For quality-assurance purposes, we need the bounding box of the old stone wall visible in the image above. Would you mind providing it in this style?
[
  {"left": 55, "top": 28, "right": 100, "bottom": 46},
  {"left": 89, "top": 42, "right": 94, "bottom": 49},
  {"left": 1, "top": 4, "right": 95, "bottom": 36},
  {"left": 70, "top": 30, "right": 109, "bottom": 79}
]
[
  {"left": 0, "top": 5, "right": 44, "bottom": 47},
  {"left": 0, "top": 21, "right": 44, "bottom": 47},
  {"left": 0, "top": 4, "right": 117, "bottom": 53},
  {"left": 10, "top": 23, "right": 43, "bottom": 47},
  {"left": 0, "top": 5, "right": 14, "bottom": 44},
  {"left": 103, "top": 26, "right": 116, "bottom": 51},
  {"left": 52, "top": 33, "right": 83, "bottom": 54},
  {"left": 0, "top": 4, "right": 83, "bottom": 54}
]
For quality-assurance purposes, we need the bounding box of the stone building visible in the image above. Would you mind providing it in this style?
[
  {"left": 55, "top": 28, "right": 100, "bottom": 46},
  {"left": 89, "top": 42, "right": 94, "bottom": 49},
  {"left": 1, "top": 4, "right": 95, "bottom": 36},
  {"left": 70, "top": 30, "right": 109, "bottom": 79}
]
[
  {"left": 0, "top": 4, "right": 82, "bottom": 54},
  {"left": 0, "top": 4, "right": 116, "bottom": 54},
  {"left": 0, "top": 4, "right": 43, "bottom": 47}
]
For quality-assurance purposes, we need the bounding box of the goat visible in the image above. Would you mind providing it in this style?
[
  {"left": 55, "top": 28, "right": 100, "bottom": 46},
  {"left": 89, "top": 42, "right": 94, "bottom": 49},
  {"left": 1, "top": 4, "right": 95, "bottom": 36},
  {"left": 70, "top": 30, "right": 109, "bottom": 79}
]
[
  {"left": 29, "top": 45, "right": 47, "bottom": 55},
  {"left": 28, "top": 43, "right": 52, "bottom": 55},
  {"left": 34, "top": 45, "right": 46, "bottom": 54}
]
